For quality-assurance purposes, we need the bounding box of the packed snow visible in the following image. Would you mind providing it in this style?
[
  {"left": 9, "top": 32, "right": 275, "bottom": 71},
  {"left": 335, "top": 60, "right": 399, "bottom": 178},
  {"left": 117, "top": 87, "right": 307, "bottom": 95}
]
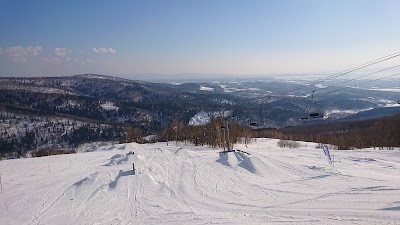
[
  {"left": 199, "top": 86, "right": 214, "bottom": 92},
  {"left": 1, "top": 139, "right": 400, "bottom": 225},
  {"left": 219, "top": 85, "right": 247, "bottom": 93}
]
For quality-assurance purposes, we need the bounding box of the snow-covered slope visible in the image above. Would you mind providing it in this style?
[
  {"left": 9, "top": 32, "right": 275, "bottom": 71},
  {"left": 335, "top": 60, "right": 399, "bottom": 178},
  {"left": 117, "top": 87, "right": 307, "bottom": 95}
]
[
  {"left": 1, "top": 139, "right": 399, "bottom": 224},
  {"left": 188, "top": 111, "right": 211, "bottom": 125}
]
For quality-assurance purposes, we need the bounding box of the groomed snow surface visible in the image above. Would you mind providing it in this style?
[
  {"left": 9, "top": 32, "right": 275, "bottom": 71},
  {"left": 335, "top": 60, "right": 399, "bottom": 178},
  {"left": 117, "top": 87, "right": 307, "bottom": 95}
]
[{"left": 1, "top": 139, "right": 400, "bottom": 225}]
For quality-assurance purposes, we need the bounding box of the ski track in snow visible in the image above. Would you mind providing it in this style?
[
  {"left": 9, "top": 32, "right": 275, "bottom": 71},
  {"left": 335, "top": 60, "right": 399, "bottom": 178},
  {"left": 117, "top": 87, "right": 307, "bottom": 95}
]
[{"left": 1, "top": 140, "right": 400, "bottom": 225}]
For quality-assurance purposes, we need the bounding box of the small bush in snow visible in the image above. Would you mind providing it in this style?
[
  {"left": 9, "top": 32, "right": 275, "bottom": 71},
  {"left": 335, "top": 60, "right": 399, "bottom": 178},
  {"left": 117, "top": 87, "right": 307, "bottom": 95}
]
[{"left": 277, "top": 140, "right": 300, "bottom": 149}]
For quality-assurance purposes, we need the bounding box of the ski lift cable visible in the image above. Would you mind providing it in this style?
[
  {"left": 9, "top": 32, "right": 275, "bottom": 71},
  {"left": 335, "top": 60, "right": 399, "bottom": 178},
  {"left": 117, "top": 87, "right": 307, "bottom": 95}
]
[
  {"left": 306, "top": 52, "right": 400, "bottom": 90},
  {"left": 321, "top": 52, "right": 400, "bottom": 79},
  {"left": 252, "top": 69, "right": 399, "bottom": 123},
  {"left": 276, "top": 52, "right": 400, "bottom": 96},
  {"left": 250, "top": 52, "right": 400, "bottom": 103},
  {"left": 322, "top": 72, "right": 400, "bottom": 95},
  {"left": 247, "top": 52, "right": 400, "bottom": 122},
  {"left": 315, "top": 64, "right": 400, "bottom": 92},
  {"left": 319, "top": 52, "right": 400, "bottom": 81},
  {"left": 262, "top": 71, "right": 400, "bottom": 111},
  {"left": 259, "top": 53, "right": 400, "bottom": 106}
]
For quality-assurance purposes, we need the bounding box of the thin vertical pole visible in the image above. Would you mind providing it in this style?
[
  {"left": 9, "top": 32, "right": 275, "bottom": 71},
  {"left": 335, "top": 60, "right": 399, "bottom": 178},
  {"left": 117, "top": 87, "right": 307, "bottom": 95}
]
[
  {"left": 221, "top": 109, "right": 226, "bottom": 151},
  {"left": 226, "top": 119, "right": 231, "bottom": 151},
  {"left": 132, "top": 163, "right": 135, "bottom": 175}
]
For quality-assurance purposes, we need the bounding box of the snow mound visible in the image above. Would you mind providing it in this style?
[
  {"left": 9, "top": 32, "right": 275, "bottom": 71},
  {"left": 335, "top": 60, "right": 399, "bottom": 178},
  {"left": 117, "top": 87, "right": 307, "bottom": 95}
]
[
  {"left": 75, "top": 172, "right": 100, "bottom": 187},
  {"left": 103, "top": 143, "right": 131, "bottom": 151},
  {"left": 63, "top": 172, "right": 101, "bottom": 202},
  {"left": 76, "top": 141, "right": 117, "bottom": 152},
  {"left": 143, "top": 173, "right": 158, "bottom": 186},
  {"left": 110, "top": 153, "right": 125, "bottom": 159},
  {"left": 217, "top": 150, "right": 269, "bottom": 175},
  {"left": 238, "top": 155, "right": 270, "bottom": 175},
  {"left": 106, "top": 152, "right": 144, "bottom": 166},
  {"left": 216, "top": 151, "right": 240, "bottom": 168},
  {"left": 109, "top": 170, "right": 133, "bottom": 189},
  {"left": 106, "top": 154, "right": 129, "bottom": 166},
  {"left": 236, "top": 153, "right": 256, "bottom": 173}
]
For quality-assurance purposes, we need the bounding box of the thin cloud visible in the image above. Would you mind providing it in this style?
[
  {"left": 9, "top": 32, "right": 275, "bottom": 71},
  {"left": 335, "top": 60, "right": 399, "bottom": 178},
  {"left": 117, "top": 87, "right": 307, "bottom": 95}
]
[
  {"left": 1, "top": 45, "right": 42, "bottom": 62},
  {"left": 41, "top": 48, "right": 69, "bottom": 64},
  {"left": 2, "top": 46, "right": 42, "bottom": 57},
  {"left": 54, "top": 48, "right": 68, "bottom": 56},
  {"left": 92, "top": 47, "right": 116, "bottom": 54},
  {"left": 0, "top": 45, "right": 42, "bottom": 63}
]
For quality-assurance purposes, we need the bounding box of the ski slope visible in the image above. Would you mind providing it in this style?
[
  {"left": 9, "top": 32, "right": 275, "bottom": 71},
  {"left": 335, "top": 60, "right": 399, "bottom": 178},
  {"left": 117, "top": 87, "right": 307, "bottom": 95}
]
[{"left": 1, "top": 139, "right": 400, "bottom": 225}]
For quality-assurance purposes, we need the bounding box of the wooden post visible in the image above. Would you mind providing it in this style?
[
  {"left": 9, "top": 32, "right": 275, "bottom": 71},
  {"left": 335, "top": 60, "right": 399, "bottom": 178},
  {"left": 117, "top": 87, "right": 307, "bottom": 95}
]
[{"left": 132, "top": 163, "right": 135, "bottom": 175}]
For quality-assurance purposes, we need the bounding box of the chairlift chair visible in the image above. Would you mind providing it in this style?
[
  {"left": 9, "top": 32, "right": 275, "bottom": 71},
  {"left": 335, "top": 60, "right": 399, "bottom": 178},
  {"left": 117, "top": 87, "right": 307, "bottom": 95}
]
[
  {"left": 309, "top": 112, "right": 324, "bottom": 118},
  {"left": 308, "top": 90, "right": 324, "bottom": 119},
  {"left": 249, "top": 122, "right": 259, "bottom": 126},
  {"left": 248, "top": 108, "right": 260, "bottom": 127},
  {"left": 299, "top": 117, "right": 308, "bottom": 121},
  {"left": 298, "top": 97, "right": 311, "bottom": 121}
]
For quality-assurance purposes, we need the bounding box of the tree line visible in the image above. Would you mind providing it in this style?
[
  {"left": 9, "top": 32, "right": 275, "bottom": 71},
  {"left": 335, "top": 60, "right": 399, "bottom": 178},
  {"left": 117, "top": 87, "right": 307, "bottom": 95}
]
[
  {"left": 255, "top": 114, "right": 400, "bottom": 150},
  {"left": 121, "top": 118, "right": 255, "bottom": 150}
]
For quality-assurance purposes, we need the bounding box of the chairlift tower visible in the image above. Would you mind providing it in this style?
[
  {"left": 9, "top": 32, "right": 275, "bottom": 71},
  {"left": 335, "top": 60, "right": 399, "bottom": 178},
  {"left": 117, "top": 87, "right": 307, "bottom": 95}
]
[
  {"left": 220, "top": 109, "right": 234, "bottom": 151},
  {"left": 220, "top": 109, "right": 226, "bottom": 151},
  {"left": 226, "top": 117, "right": 231, "bottom": 151}
]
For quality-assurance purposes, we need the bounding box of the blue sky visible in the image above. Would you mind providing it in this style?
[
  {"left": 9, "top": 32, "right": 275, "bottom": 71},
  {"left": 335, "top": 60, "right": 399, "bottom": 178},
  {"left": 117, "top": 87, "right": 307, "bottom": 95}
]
[{"left": 1, "top": 0, "right": 400, "bottom": 78}]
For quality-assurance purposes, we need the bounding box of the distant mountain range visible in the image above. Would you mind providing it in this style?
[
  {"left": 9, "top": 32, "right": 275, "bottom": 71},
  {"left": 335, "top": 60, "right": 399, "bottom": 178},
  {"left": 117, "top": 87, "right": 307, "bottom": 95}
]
[{"left": 1, "top": 74, "right": 399, "bottom": 158}]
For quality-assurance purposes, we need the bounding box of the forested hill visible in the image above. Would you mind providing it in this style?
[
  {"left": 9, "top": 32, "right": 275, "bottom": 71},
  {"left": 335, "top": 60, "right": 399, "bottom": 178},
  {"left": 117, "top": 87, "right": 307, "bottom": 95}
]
[
  {"left": 1, "top": 74, "right": 399, "bottom": 158},
  {"left": 0, "top": 74, "right": 245, "bottom": 158}
]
